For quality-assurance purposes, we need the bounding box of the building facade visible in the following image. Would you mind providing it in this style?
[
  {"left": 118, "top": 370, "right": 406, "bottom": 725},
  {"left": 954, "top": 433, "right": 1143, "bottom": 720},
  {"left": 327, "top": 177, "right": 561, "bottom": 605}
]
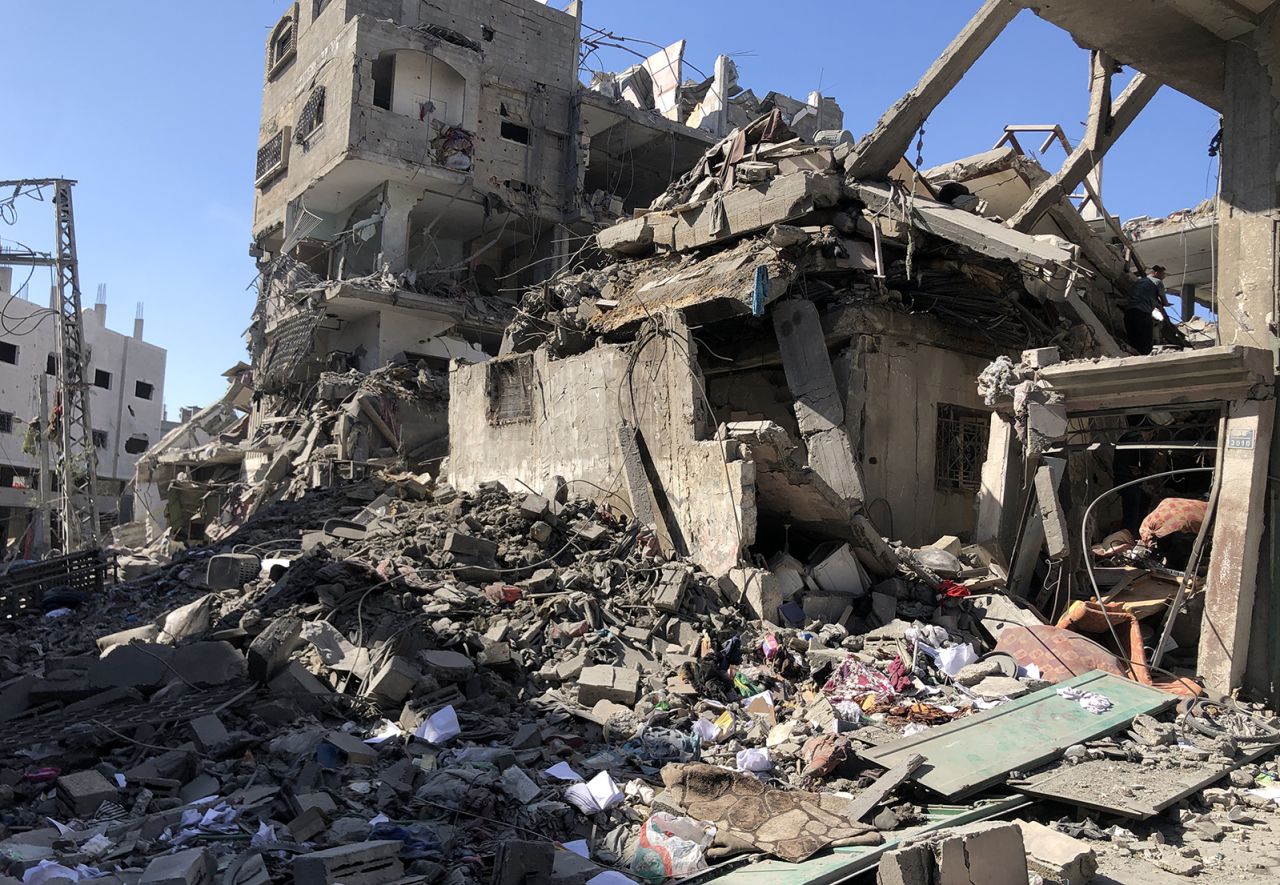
[{"left": 0, "top": 269, "right": 166, "bottom": 546}]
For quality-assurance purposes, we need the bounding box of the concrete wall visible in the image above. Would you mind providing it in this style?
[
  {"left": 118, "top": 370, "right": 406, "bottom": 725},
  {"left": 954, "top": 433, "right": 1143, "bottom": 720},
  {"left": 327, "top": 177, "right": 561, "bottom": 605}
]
[
  {"left": 448, "top": 322, "right": 755, "bottom": 577},
  {"left": 855, "top": 336, "right": 992, "bottom": 546},
  {"left": 0, "top": 292, "right": 166, "bottom": 488}
]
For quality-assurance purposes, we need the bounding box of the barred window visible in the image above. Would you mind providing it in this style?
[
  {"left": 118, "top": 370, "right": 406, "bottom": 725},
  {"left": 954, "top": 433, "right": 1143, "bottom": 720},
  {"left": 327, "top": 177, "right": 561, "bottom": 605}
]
[
  {"left": 92, "top": 429, "right": 109, "bottom": 450},
  {"left": 935, "top": 403, "right": 990, "bottom": 492},
  {"left": 486, "top": 356, "right": 534, "bottom": 425},
  {"left": 0, "top": 412, "right": 13, "bottom": 434},
  {"left": 296, "top": 87, "right": 326, "bottom": 142},
  {"left": 268, "top": 14, "right": 297, "bottom": 76},
  {"left": 256, "top": 130, "right": 288, "bottom": 184}
]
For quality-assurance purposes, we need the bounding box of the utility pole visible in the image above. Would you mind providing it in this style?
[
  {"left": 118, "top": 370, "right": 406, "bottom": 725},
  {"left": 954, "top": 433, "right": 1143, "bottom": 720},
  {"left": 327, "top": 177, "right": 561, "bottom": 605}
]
[
  {"left": 0, "top": 178, "right": 100, "bottom": 550},
  {"left": 36, "top": 375, "right": 51, "bottom": 555}
]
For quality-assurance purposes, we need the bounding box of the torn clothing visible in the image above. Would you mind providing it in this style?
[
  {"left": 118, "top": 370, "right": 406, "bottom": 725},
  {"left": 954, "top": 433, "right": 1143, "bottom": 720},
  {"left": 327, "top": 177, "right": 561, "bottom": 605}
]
[{"left": 1139, "top": 497, "right": 1208, "bottom": 544}]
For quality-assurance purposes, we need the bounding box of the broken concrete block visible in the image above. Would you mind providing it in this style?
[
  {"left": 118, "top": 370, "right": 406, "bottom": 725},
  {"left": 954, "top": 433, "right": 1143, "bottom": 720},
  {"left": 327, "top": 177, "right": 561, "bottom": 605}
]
[
  {"left": 720, "top": 567, "right": 783, "bottom": 621},
  {"left": 56, "top": 769, "right": 118, "bottom": 816},
  {"left": 365, "top": 656, "right": 420, "bottom": 703},
  {"left": 596, "top": 217, "right": 654, "bottom": 256},
  {"left": 421, "top": 649, "right": 474, "bottom": 683},
  {"left": 492, "top": 839, "right": 555, "bottom": 885},
  {"left": 1022, "top": 346, "right": 1061, "bottom": 369},
  {"left": 320, "top": 731, "right": 378, "bottom": 767},
  {"left": 155, "top": 595, "right": 214, "bottom": 644},
  {"left": 653, "top": 566, "right": 690, "bottom": 614},
  {"left": 89, "top": 642, "right": 174, "bottom": 690},
  {"left": 777, "top": 148, "right": 836, "bottom": 175},
  {"left": 577, "top": 665, "right": 639, "bottom": 708},
  {"left": 188, "top": 714, "right": 229, "bottom": 752},
  {"left": 518, "top": 494, "right": 551, "bottom": 520},
  {"left": 269, "top": 662, "right": 330, "bottom": 712},
  {"left": 809, "top": 542, "right": 869, "bottom": 596},
  {"left": 1015, "top": 819, "right": 1098, "bottom": 885},
  {"left": 934, "top": 822, "right": 1028, "bottom": 885},
  {"left": 289, "top": 806, "right": 329, "bottom": 843},
  {"left": 443, "top": 531, "right": 497, "bottom": 560},
  {"left": 96, "top": 624, "right": 160, "bottom": 653},
  {"left": 877, "top": 844, "right": 933, "bottom": 885},
  {"left": 171, "top": 641, "right": 247, "bottom": 686},
  {"left": 139, "top": 848, "right": 215, "bottom": 885},
  {"left": 292, "top": 841, "right": 404, "bottom": 885},
  {"left": 247, "top": 617, "right": 303, "bottom": 683},
  {"left": 529, "top": 521, "right": 554, "bottom": 544},
  {"left": 926, "top": 535, "right": 963, "bottom": 558}
]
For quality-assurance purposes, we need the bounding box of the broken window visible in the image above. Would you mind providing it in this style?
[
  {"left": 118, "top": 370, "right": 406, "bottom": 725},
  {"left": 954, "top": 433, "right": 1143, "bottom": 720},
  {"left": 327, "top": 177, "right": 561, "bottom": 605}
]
[
  {"left": 92, "top": 429, "right": 108, "bottom": 450},
  {"left": 124, "top": 435, "right": 149, "bottom": 455},
  {"left": 45, "top": 353, "right": 55, "bottom": 375},
  {"left": 485, "top": 356, "right": 534, "bottom": 425},
  {"left": 135, "top": 380, "right": 154, "bottom": 400},
  {"left": 256, "top": 129, "right": 290, "bottom": 186},
  {"left": 0, "top": 413, "right": 13, "bottom": 434},
  {"left": 312, "top": 0, "right": 330, "bottom": 18},
  {"left": 935, "top": 403, "right": 990, "bottom": 492},
  {"left": 0, "top": 342, "right": 17, "bottom": 365},
  {"left": 94, "top": 369, "right": 112, "bottom": 390},
  {"left": 500, "top": 121, "right": 530, "bottom": 144},
  {"left": 372, "top": 52, "right": 396, "bottom": 111},
  {"left": 296, "top": 86, "right": 326, "bottom": 142},
  {"left": 267, "top": 13, "right": 297, "bottom": 77}
]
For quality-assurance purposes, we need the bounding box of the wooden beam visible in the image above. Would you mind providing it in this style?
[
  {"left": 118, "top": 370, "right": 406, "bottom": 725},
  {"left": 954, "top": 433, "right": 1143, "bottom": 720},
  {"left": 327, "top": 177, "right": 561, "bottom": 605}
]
[
  {"left": 1009, "top": 73, "right": 1161, "bottom": 233},
  {"left": 845, "top": 0, "right": 1020, "bottom": 179}
]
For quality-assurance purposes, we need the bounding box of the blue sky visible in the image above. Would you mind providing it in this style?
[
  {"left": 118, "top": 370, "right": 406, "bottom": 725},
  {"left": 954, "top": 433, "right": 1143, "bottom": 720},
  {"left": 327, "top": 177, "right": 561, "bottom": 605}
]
[{"left": 1, "top": 1, "right": 1220, "bottom": 410}]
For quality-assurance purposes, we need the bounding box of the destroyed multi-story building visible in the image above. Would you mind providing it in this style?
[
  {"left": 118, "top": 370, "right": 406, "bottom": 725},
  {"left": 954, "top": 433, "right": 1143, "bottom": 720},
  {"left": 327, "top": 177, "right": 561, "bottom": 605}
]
[{"left": 0, "top": 269, "right": 165, "bottom": 547}]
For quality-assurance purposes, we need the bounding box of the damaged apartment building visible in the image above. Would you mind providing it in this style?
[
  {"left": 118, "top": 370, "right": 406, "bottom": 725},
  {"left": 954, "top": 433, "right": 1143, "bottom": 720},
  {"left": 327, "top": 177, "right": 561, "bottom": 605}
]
[
  {"left": 449, "top": 0, "right": 1280, "bottom": 705},
  {"left": 135, "top": 0, "right": 842, "bottom": 543}
]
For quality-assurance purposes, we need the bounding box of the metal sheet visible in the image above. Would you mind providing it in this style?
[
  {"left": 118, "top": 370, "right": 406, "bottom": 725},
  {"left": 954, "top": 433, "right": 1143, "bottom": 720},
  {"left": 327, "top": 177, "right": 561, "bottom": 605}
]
[
  {"left": 860, "top": 670, "right": 1176, "bottom": 800},
  {"left": 694, "top": 797, "right": 1031, "bottom": 885}
]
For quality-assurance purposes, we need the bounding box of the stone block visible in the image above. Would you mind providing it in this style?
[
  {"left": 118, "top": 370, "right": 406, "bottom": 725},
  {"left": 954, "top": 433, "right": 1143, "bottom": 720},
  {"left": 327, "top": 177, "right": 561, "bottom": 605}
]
[
  {"left": 365, "top": 656, "right": 420, "bottom": 703},
  {"left": 269, "top": 662, "right": 330, "bottom": 713},
  {"left": 188, "top": 714, "right": 230, "bottom": 752},
  {"left": 518, "top": 494, "right": 551, "bottom": 520},
  {"left": 653, "top": 566, "right": 690, "bottom": 614},
  {"left": 171, "top": 642, "right": 247, "bottom": 686},
  {"left": 421, "top": 649, "right": 474, "bottom": 682},
  {"left": 877, "top": 844, "right": 933, "bottom": 885},
  {"left": 1022, "top": 346, "right": 1061, "bottom": 369},
  {"left": 320, "top": 730, "right": 378, "bottom": 767},
  {"left": 247, "top": 617, "right": 303, "bottom": 683},
  {"left": 596, "top": 217, "right": 654, "bottom": 256},
  {"left": 289, "top": 806, "right": 329, "bottom": 843},
  {"left": 1015, "top": 820, "right": 1097, "bottom": 885},
  {"left": 89, "top": 642, "right": 174, "bottom": 690},
  {"left": 96, "top": 624, "right": 160, "bottom": 653},
  {"left": 292, "top": 840, "right": 404, "bottom": 885},
  {"left": 56, "top": 769, "right": 118, "bottom": 816},
  {"left": 577, "top": 665, "right": 639, "bottom": 708},
  {"left": 139, "top": 848, "right": 215, "bottom": 885},
  {"left": 926, "top": 535, "right": 963, "bottom": 558},
  {"left": 443, "top": 531, "right": 497, "bottom": 560},
  {"left": 934, "top": 822, "right": 1027, "bottom": 885}
]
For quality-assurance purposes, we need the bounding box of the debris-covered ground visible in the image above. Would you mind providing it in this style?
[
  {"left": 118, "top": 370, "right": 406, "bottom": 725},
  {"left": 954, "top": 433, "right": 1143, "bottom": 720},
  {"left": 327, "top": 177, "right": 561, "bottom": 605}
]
[{"left": 1, "top": 468, "right": 1278, "bottom": 885}]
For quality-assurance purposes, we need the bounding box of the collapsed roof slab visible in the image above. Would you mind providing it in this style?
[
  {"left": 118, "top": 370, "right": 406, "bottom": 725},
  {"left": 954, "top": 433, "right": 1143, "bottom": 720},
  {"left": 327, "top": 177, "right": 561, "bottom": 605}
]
[{"left": 1033, "top": 344, "right": 1274, "bottom": 414}]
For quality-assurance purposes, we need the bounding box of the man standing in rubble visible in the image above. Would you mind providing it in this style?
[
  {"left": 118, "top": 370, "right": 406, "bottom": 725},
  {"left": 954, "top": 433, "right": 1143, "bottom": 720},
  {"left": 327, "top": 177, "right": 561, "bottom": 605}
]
[{"left": 1125, "top": 264, "right": 1169, "bottom": 355}]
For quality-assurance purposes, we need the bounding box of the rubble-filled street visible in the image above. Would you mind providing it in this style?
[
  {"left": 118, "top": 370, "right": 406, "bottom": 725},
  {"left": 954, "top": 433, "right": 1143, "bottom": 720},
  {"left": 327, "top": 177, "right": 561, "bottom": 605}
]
[{"left": 6, "top": 0, "right": 1280, "bottom": 884}]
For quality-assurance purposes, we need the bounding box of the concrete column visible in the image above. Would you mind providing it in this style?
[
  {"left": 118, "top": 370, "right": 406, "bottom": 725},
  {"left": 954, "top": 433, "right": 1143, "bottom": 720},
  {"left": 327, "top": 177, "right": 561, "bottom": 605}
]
[
  {"left": 975, "top": 411, "right": 1023, "bottom": 554},
  {"left": 1215, "top": 22, "right": 1280, "bottom": 350},
  {"left": 772, "top": 299, "right": 866, "bottom": 505},
  {"left": 1181, "top": 282, "right": 1197, "bottom": 324},
  {"left": 378, "top": 182, "right": 421, "bottom": 273},
  {"left": 1198, "top": 398, "right": 1275, "bottom": 693}
]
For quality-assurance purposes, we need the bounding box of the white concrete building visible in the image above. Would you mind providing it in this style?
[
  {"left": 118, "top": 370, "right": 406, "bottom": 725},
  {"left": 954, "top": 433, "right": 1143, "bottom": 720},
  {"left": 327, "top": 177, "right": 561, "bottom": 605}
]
[{"left": 0, "top": 267, "right": 166, "bottom": 545}]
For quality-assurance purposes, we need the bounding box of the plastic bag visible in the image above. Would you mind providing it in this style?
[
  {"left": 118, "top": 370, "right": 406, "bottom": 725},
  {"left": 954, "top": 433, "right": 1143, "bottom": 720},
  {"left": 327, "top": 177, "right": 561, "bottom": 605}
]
[{"left": 631, "top": 813, "right": 715, "bottom": 882}]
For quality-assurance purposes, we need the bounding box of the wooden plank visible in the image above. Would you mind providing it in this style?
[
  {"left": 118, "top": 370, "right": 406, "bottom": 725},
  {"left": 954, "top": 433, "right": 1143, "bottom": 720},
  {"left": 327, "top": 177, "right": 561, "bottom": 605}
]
[
  {"left": 860, "top": 671, "right": 1177, "bottom": 800},
  {"left": 847, "top": 754, "right": 925, "bottom": 822}
]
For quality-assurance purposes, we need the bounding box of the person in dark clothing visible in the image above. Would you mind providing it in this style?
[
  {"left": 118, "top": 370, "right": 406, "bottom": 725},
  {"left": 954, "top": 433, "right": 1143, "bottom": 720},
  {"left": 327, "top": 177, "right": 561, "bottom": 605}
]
[{"left": 1125, "top": 265, "right": 1169, "bottom": 355}]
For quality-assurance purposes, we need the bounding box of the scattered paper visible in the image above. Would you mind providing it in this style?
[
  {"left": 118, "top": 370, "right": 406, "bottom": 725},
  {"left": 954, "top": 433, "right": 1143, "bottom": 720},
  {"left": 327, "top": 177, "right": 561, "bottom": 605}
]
[
  {"left": 1056, "top": 686, "right": 1113, "bottom": 714},
  {"left": 369, "top": 813, "right": 390, "bottom": 826},
  {"left": 692, "top": 718, "right": 720, "bottom": 743},
  {"left": 1247, "top": 786, "right": 1280, "bottom": 805},
  {"left": 416, "top": 705, "right": 460, "bottom": 744},
  {"left": 113, "top": 773, "right": 127, "bottom": 789},
  {"left": 500, "top": 766, "right": 541, "bottom": 804},
  {"left": 563, "top": 839, "right": 590, "bottom": 858},
  {"left": 545, "top": 762, "right": 584, "bottom": 782},
  {"left": 565, "top": 771, "right": 624, "bottom": 814},
  {"left": 936, "top": 643, "right": 978, "bottom": 678}
]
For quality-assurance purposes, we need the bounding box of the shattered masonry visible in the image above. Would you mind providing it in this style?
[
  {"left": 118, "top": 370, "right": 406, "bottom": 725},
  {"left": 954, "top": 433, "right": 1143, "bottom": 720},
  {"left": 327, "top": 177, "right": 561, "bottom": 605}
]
[{"left": 6, "top": 1, "right": 1280, "bottom": 885}]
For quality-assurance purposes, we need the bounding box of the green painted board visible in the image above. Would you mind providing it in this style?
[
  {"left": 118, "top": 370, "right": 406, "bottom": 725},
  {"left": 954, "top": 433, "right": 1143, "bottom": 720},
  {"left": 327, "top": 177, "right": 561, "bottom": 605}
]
[
  {"left": 861, "top": 670, "right": 1176, "bottom": 800},
  {"left": 694, "top": 797, "right": 1030, "bottom": 885}
]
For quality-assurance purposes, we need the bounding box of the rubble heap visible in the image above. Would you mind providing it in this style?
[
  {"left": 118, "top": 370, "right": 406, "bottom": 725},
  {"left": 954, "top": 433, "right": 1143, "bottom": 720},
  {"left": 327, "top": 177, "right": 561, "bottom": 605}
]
[{"left": 6, "top": 468, "right": 1280, "bottom": 884}]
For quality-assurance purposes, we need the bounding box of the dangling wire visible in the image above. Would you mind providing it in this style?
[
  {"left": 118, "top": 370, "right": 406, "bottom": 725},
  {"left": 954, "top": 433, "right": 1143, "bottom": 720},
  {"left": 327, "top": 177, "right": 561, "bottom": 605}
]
[{"left": 905, "top": 121, "right": 926, "bottom": 282}]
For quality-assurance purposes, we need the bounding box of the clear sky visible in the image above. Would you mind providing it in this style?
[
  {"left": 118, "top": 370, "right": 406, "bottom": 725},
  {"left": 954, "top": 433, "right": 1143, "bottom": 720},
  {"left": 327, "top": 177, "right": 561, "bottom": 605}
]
[{"left": 0, "top": 1, "right": 1220, "bottom": 411}]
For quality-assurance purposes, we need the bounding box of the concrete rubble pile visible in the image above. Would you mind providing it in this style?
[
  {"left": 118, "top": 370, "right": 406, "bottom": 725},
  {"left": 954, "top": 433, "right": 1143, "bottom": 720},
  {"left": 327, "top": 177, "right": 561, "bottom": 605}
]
[{"left": 0, "top": 458, "right": 1277, "bottom": 884}]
